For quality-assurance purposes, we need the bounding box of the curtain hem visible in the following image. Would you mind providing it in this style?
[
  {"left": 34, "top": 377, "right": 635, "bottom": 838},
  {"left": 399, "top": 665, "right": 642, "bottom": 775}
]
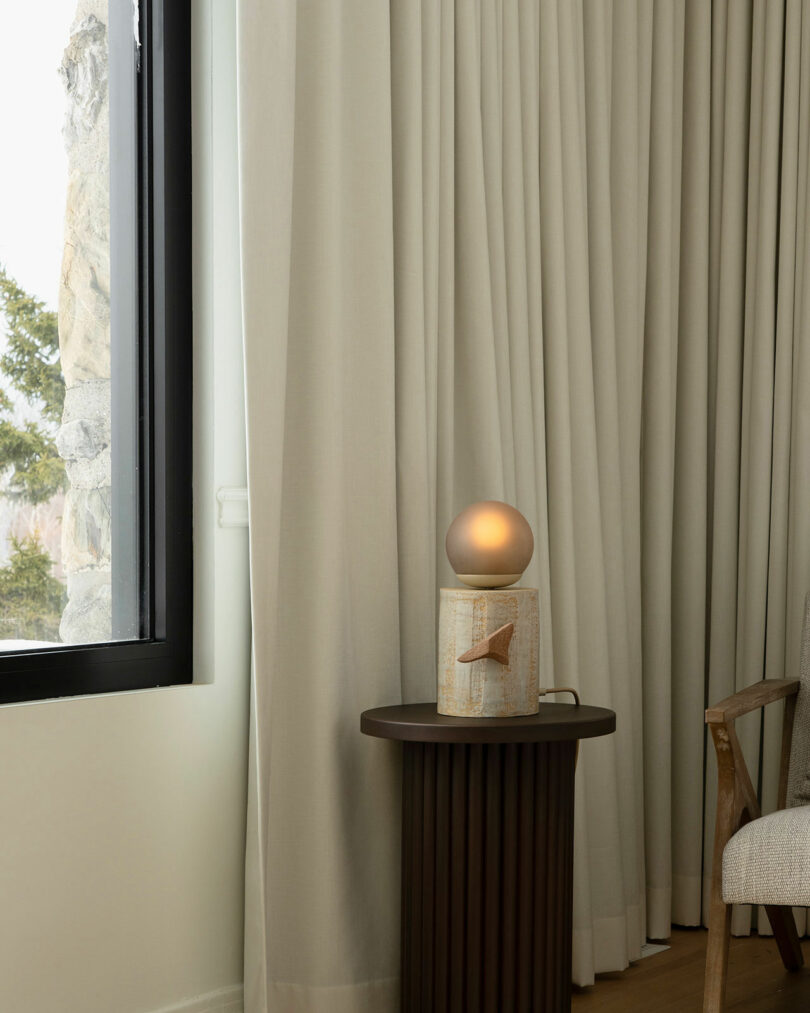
[
  {"left": 572, "top": 903, "right": 645, "bottom": 986},
  {"left": 264, "top": 977, "right": 398, "bottom": 1013}
]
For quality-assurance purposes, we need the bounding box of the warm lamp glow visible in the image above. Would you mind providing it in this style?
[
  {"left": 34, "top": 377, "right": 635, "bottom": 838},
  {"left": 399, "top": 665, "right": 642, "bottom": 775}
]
[
  {"left": 469, "top": 511, "right": 510, "bottom": 550},
  {"left": 445, "top": 500, "right": 534, "bottom": 589}
]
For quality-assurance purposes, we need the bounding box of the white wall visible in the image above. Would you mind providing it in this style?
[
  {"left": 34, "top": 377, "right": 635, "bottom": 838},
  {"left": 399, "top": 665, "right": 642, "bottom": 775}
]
[{"left": 0, "top": 3, "right": 250, "bottom": 1011}]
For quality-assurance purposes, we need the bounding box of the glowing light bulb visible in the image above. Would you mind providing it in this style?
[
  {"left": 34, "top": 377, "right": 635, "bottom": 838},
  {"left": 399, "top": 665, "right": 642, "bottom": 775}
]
[
  {"left": 469, "top": 511, "right": 510, "bottom": 550},
  {"left": 445, "top": 500, "right": 534, "bottom": 589}
]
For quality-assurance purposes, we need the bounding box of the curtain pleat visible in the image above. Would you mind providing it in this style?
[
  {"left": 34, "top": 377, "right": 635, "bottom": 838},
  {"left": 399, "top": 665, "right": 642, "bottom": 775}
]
[
  {"left": 641, "top": 0, "right": 685, "bottom": 939},
  {"left": 669, "top": 0, "right": 711, "bottom": 930},
  {"left": 238, "top": 1, "right": 810, "bottom": 1007}
]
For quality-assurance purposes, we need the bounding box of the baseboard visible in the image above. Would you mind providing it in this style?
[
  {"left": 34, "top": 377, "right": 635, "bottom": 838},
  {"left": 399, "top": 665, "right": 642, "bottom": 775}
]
[{"left": 147, "top": 985, "right": 243, "bottom": 1013}]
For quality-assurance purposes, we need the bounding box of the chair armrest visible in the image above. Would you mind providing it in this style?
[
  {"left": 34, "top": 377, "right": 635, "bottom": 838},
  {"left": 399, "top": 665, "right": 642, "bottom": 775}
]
[
  {"left": 705, "top": 679, "right": 800, "bottom": 724},
  {"left": 706, "top": 677, "right": 801, "bottom": 832}
]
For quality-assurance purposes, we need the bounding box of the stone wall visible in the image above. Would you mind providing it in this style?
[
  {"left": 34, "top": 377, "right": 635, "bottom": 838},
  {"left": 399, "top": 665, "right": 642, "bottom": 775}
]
[{"left": 56, "top": 0, "right": 111, "bottom": 643}]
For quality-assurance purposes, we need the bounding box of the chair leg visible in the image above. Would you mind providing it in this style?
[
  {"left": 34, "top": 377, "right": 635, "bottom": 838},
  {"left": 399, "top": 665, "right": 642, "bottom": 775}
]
[
  {"left": 704, "top": 895, "right": 732, "bottom": 1013},
  {"left": 764, "top": 905, "right": 804, "bottom": 971}
]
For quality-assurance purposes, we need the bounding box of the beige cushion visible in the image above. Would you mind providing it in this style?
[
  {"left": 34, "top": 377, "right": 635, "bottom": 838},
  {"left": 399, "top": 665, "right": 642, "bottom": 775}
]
[{"left": 722, "top": 805, "right": 810, "bottom": 905}]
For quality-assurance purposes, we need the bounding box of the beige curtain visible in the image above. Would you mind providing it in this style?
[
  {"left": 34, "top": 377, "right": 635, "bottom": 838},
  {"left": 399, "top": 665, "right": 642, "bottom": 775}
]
[
  {"left": 237, "top": 0, "right": 810, "bottom": 1008},
  {"left": 238, "top": 4, "right": 402, "bottom": 1010},
  {"left": 701, "top": 0, "right": 810, "bottom": 938}
]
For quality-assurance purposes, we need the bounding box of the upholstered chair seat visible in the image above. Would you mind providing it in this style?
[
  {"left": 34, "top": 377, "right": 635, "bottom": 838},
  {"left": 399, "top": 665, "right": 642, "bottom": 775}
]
[{"left": 722, "top": 805, "right": 810, "bottom": 906}]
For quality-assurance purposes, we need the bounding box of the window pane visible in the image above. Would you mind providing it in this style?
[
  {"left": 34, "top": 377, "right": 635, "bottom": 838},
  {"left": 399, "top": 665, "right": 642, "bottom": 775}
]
[{"left": 0, "top": 0, "right": 140, "bottom": 649}]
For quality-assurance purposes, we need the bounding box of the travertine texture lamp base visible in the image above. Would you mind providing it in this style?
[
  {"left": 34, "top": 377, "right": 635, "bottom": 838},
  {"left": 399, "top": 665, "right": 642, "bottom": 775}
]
[{"left": 437, "top": 587, "right": 539, "bottom": 717}]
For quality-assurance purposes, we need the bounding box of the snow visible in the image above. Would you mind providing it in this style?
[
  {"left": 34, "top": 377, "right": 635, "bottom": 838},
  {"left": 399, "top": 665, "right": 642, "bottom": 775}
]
[{"left": 0, "top": 639, "right": 59, "bottom": 651}]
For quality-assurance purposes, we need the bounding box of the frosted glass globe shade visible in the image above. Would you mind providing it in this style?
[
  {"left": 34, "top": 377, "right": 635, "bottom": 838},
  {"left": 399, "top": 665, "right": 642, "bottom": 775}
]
[{"left": 445, "top": 501, "right": 534, "bottom": 588}]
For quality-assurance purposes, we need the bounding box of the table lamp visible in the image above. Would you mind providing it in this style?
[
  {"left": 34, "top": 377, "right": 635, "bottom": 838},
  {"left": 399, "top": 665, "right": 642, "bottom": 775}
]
[{"left": 438, "top": 500, "right": 540, "bottom": 717}]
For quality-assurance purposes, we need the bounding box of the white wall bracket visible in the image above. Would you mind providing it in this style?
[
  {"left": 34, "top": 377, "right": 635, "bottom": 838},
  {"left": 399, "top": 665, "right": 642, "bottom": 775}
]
[{"left": 216, "top": 487, "right": 249, "bottom": 528}]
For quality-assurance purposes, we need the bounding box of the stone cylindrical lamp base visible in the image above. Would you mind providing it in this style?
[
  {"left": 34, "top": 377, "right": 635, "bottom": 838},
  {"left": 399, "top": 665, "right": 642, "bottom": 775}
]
[{"left": 437, "top": 587, "right": 539, "bottom": 717}]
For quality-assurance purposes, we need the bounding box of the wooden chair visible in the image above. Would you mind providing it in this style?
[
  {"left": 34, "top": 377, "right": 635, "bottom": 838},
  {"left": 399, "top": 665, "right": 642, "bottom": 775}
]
[{"left": 703, "top": 594, "right": 810, "bottom": 1012}]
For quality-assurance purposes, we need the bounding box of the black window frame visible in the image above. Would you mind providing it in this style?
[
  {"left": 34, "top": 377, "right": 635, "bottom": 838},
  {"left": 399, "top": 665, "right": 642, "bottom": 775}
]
[{"left": 0, "top": 0, "right": 192, "bottom": 705}]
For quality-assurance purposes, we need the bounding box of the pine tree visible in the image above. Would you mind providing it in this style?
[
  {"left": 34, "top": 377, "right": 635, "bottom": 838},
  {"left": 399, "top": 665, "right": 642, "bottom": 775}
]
[
  {"left": 0, "top": 268, "right": 67, "bottom": 641},
  {"left": 0, "top": 536, "right": 65, "bottom": 641},
  {"left": 0, "top": 267, "right": 66, "bottom": 503}
]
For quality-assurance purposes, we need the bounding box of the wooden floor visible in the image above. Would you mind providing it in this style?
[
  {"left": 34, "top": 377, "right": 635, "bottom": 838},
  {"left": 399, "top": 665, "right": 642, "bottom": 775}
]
[{"left": 571, "top": 928, "right": 810, "bottom": 1012}]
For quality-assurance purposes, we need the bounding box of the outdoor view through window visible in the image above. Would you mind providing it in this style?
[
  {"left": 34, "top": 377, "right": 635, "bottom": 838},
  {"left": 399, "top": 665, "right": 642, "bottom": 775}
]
[{"left": 0, "top": 1, "right": 136, "bottom": 651}]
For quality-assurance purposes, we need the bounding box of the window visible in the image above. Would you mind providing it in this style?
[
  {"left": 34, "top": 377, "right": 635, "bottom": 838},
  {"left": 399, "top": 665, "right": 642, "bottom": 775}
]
[{"left": 0, "top": 0, "right": 191, "bottom": 703}]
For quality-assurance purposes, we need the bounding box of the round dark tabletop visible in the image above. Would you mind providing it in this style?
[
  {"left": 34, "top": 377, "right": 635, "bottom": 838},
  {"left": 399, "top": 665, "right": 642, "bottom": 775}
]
[{"left": 361, "top": 702, "right": 615, "bottom": 744}]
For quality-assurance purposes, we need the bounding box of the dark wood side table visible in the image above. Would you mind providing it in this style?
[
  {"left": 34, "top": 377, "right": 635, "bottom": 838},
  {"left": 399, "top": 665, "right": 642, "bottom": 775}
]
[{"left": 361, "top": 702, "right": 615, "bottom": 1013}]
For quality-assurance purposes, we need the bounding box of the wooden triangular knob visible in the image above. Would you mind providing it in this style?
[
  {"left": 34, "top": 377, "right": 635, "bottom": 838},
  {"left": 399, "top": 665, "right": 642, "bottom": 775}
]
[{"left": 457, "top": 622, "right": 514, "bottom": 666}]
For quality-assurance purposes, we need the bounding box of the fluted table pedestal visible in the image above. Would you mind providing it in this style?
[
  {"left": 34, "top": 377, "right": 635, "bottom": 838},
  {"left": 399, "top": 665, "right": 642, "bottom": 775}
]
[{"left": 361, "top": 702, "right": 615, "bottom": 1013}]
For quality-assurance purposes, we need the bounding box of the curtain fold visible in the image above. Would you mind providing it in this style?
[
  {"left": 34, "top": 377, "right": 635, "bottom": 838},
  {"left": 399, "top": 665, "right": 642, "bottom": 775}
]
[
  {"left": 238, "top": 1, "right": 810, "bottom": 1008},
  {"left": 239, "top": 4, "right": 403, "bottom": 1009}
]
